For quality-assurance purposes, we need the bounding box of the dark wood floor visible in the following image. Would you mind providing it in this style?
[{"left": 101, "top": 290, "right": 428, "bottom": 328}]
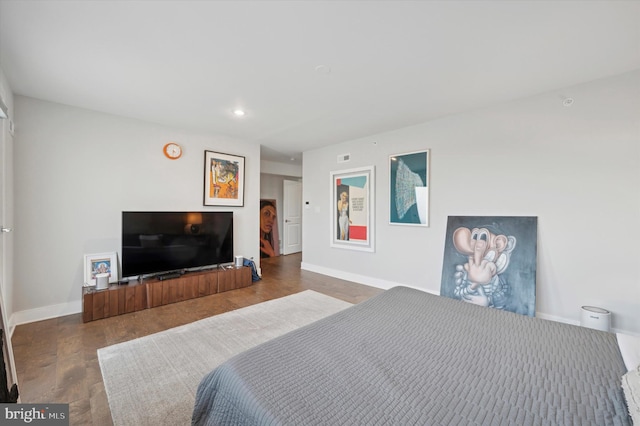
[{"left": 11, "top": 253, "right": 382, "bottom": 425}]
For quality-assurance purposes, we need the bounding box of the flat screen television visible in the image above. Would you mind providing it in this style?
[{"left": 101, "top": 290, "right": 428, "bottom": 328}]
[{"left": 121, "top": 211, "right": 233, "bottom": 278}]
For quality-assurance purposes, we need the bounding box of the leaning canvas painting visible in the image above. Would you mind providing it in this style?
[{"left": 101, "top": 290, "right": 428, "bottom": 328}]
[{"left": 440, "top": 216, "right": 538, "bottom": 317}]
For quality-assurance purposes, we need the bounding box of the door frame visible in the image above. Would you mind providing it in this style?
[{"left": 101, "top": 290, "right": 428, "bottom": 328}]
[{"left": 282, "top": 179, "right": 302, "bottom": 255}]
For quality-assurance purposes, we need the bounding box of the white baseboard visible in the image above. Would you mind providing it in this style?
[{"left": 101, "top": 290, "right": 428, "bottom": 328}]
[
  {"left": 301, "top": 262, "right": 401, "bottom": 291},
  {"left": 10, "top": 300, "right": 82, "bottom": 333},
  {"left": 535, "top": 312, "right": 579, "bottom": 326},
  {"left": 300, "top": 262, "right": 438, "bottom": 295},
  {"left": 299, "top": 262, "right": 638, "bottom": 335}
]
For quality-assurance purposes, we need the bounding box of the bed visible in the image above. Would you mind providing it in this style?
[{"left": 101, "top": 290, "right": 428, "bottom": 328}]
[{"left": 192, "top": 286, "right": 632, "bottom": 425}]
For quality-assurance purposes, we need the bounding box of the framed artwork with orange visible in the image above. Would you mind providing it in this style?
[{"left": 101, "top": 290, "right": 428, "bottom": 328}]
[{"left": 203, "top": 151, "right": 245, "bottom": 207}]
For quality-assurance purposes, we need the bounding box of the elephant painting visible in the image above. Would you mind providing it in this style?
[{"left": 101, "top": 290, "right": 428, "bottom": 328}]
[{"left": 440, "top": 216, "right": 538, "bottom": 317}]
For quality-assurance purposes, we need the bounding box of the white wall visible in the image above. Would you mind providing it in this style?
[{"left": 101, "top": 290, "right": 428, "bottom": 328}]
[
  {"left": 302, "top": 71, "right": 640, "bottom": 335},
  {"left": 261, "top": 159, "right": 302, "bottom": 178},
  {"left": 12, "top": 97, "right": 261, "bottom": 325}
]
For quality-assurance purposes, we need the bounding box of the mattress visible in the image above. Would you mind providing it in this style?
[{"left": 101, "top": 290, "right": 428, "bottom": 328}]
[{"left": 192, "top": 286, "right": 630, "bottom": 425}]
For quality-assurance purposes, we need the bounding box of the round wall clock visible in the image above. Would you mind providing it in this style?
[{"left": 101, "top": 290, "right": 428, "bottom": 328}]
[{"left": 163, "top": 142, "right": 182, "bottom": 159}]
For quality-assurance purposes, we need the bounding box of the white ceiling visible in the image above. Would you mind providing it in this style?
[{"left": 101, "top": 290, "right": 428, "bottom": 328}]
[{"left": 1, "top": 1, "right": 639, "bottom": 164}]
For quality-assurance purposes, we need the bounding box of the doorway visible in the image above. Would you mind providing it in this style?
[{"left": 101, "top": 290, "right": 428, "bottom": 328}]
[{"left": 282, "top": 180, "right": 302, "bottom": 255}]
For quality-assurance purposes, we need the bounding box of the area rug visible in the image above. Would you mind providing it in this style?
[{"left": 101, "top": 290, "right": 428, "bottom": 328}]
[{"left": 98, "top": 290, "right": 352, "bottom": 426}]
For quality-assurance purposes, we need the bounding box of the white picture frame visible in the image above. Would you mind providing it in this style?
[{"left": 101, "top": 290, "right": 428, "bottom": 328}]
[
  {"left": 330, "top": 166, "right": 375, "bottom": 252},
  {"left": 203, "top": 150, "right": 245, "bottom": 206},
  {"left": 84, "top": 252, "right": 118, "bottom": 285}
]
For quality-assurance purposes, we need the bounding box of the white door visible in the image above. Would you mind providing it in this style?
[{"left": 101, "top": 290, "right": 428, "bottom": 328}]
[
  {"left": 282, "top": 180, "right": 302, "bottom": 255},
  {"left": 0, "top": 116, "right": 17, "bottom": 400}
]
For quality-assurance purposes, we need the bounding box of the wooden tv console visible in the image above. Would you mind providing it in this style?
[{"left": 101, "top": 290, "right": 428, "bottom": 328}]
[{"left": 82, "top": 266, "right": 252, "bottom": 323}]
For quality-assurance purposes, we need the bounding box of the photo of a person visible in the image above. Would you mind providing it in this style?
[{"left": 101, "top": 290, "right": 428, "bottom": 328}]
[
  {"left": 260, "top": 200, "right": 277, "bottom": 258},
  {"left": 330, "top": 167, "right": 374, "bottom": 252},
  {"left": 337, "top": 191, "right": 351, "bottom": 240}
]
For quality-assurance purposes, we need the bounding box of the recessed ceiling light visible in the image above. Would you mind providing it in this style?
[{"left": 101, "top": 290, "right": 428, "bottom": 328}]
[
  {"left": 315, "top": 64, "right": 331, "bottom": 75},
  {"left": 233, "top": 109, "right": 246, "bottom": 117}
]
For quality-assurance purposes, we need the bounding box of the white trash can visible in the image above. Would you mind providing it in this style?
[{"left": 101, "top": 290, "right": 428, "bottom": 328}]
[
  {"left": 96, "top": 273, "right": 110, "bottom": 290},
  {"left": 580, "top": 306, "right": 611, "bottom": 332}
]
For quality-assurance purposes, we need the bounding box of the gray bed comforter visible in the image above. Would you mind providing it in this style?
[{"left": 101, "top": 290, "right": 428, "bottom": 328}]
[{"left": 192, "top": 286, "right": 630, "bottom": 425}]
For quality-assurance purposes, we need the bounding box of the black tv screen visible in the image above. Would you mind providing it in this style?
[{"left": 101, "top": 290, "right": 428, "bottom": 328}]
[{"left": 121, "top": 211, "right": 233, "bottom": 278}]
